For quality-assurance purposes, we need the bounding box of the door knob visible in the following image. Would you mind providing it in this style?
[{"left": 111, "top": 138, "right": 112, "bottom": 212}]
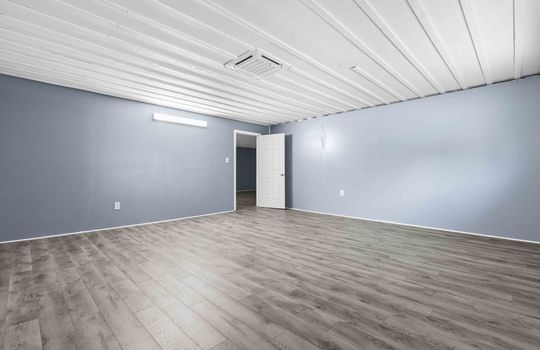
[{"left": 280, "top": 173, "right": 284, "bottom": 176}]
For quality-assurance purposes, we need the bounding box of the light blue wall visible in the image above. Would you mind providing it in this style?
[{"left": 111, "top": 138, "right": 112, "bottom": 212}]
[
  {"left": 272, "top": 76, "right": 540, "bottom": 242},
  {"left": 0, "top": 74, "right": 267, "bottom": 242},
  {"left": 236, "top": 147, "right": 256, "bottom": 191}
]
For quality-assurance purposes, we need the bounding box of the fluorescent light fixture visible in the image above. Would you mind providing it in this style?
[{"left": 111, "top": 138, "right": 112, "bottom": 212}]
[{"left": 153, "top": 113, "right": 207, "bottom": 128}]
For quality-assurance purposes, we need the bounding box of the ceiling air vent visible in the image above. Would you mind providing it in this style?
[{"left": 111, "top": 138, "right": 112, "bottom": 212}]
[{"left": 225, "top": 50, "right": 286, "bottom": 79}]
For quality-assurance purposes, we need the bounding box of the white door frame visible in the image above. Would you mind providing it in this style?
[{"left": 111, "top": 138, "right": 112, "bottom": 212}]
[{"left": 233, "top": 129, "right": 261, "bottom": 211}]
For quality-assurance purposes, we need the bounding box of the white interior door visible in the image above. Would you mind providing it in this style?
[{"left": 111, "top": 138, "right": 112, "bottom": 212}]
[{"left": 257, "top": 133, "right": 285, "bottom": 209}]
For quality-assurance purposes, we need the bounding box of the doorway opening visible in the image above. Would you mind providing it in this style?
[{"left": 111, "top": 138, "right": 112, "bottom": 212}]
[{"left": 234, "top": 130, "right": 260, "bottom": 211}]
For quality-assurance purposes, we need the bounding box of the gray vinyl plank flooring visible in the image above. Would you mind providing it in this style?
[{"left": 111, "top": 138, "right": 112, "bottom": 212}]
[{"left": 1, "top": 203, "right": 540, "bottom": 350}]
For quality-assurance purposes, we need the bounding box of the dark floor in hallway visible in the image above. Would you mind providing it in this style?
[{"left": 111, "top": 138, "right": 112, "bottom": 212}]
[{"left": 236, "top": 191, "right": 256, "bottom": 210}]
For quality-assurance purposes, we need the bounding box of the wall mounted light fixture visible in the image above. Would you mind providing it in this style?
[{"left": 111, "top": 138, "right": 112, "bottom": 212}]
[{"left": 153, "top": 113, "right": 207, "bottom": 128}]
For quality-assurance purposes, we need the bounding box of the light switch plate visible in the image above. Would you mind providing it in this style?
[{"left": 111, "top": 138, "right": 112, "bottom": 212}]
[
  {"left": 339, "top": 190, "right": 344, "bottom": 197},
  {"left": 225, "top": 157, "right": 230, "bottom": 163},
  {"left": 114, "top": 202, "right": 121, "bottom": 210}
]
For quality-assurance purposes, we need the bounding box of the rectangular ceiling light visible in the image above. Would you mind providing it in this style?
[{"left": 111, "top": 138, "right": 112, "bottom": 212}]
[{"left": 153, "top": 113, "right": 207, "bottom": 128}]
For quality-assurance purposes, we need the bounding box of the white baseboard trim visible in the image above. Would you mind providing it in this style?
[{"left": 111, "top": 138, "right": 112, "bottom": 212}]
[
  {"left": 0, "top": 209, "right": 234, "bottom": 245},
  {"left": 4, "top": 207, "right": 537, "bottom": 245},
  {"left": 288, "top": 207, "right": 539, "bottom": 245}
]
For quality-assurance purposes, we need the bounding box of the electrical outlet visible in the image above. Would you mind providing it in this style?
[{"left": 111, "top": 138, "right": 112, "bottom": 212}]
[
  {"left": 225, "top": 157, "right": 230, "bottom": 163},
  {"left": 114, "top": 202, "right": 121, "bottom": 210},
  {"left": 339, "top": 190, "right": 345, "bottom": 197}
]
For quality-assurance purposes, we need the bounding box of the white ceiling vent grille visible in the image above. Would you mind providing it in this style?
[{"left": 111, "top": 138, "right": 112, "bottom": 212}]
[{"left": 225, "top": 50, "right": 286, "bottom": 79}]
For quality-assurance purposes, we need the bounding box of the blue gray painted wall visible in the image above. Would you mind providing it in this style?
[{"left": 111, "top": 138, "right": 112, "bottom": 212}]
[
  {"left": 236, "top": 147, "right": 256, "bottom": 191},
  {"left": 272, "top": 76, "right": 540, "bottom": 242},
  {"left": 0, "top": 74, "right": 267, "bottom": 242}
]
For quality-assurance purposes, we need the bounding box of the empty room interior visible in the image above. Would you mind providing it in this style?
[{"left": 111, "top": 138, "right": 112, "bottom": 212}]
[{"left": 1, "top": 1, "right": 540, "bottom": 349}]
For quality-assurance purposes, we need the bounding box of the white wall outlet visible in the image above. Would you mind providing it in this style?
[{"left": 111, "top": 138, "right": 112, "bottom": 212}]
[
  {"left": 225, "top": 157, "right": 230, "bottom": 163},
  {"left": 339, "top": 190, "right": 345, "bottom": 197},
  {"left": 114, "top": 202, "right": 121, "bottom": 210}
]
